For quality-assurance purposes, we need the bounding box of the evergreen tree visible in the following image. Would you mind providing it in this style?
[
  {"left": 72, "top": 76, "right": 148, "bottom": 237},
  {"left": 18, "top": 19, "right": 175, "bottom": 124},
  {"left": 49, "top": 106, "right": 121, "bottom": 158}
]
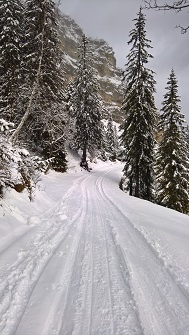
[
  {"left": 114, "top": 125, "right": 120, "bottom": 157},
  {"left": 21, "top": 0, "right": 67, "bottom": 171},
  {"left": 185, "top": 125, "right": 189, "bottom": 149},
  {"left": 23, "top": 0, "right": 64, "bottom": 104},
  {"left": 120, "top": 7, "right": 157, "bottom": 201},
  {"left": 155, "top": 69, "right": 189, "bottom": 214},
  {"left": 106, "top": 116, "right": 117, "bottom": 161},
  {"left": 0, "top": 0, "right": 24, "bottom": 122},
  {"left": 68, "top": 35, "right": 103, "bottom": 167},
  {"left": 100, "top": 126, "right": 108, "bottom": 161}
]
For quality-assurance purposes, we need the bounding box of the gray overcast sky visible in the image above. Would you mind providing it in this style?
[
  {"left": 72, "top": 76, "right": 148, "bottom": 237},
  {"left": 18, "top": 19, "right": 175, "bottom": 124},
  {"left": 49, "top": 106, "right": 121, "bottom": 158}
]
[{"left": 59, "top": 0, "right": 189, "bottom": 123}]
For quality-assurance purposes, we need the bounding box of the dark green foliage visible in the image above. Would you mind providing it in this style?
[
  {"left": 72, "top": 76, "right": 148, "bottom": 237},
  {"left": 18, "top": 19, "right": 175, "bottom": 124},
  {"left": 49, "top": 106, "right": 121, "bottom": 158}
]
[
  {"left": 106, "top": 116, "right": 118, "bottom": 161},
  {"left": 120, "top": 7, "right": 157, "bottom": 201},
  {"left": 23, "top": 0, "right": 67, "bottom": 171},
  {"left": 155, "top": 69, "right": 189, "bottom": 213},
  {"left": 23, "top": 0, "right": 64, "bottom": 104},
  {"left": 67, "top": 35, "right": 103, "bottom": 164},
  {"left": 0, "top": 0, "right": 24, "bottom": 122}
]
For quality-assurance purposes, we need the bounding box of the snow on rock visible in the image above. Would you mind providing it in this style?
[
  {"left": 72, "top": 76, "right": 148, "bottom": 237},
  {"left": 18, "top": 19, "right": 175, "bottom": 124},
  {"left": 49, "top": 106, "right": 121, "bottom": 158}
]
[{"left": 0, "top": 160, "right": 189, "bottom": 335}]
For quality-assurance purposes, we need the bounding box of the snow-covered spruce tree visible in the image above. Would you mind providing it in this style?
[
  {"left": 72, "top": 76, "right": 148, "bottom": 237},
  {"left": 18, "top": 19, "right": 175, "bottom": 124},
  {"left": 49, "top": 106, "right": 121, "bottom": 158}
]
[
  {"left": 114, "top": 125, "right": 120, "bottom": 158},
  {"left": 67, "top": 35, "right": 103, "bottom": 167},
  {"left": 0, "top": 0, "right": 24, "bottom": 123},
  {"left": 99, "top": 125, "right": 108, "bottom": 162},
  {"left": 155, "top": 69, "right": 189, "bottom": 214},
  {"left": 106, "top": 116, "right": 117, "bottom": 161},
  {"left": 185, "top": 125, "right": 189, "bottom": 150},
  {"left": 17, "top": 0, "right": 67, "bottom": 172},
  {"left": 119, "top": 7, "right": 157, "bottom": 201}
]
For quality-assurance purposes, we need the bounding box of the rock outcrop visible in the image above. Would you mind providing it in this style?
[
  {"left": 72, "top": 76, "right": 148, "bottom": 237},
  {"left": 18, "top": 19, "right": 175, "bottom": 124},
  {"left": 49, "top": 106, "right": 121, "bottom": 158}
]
[{"left": 59, "top": 13, "right": 123, "bottom": 123}]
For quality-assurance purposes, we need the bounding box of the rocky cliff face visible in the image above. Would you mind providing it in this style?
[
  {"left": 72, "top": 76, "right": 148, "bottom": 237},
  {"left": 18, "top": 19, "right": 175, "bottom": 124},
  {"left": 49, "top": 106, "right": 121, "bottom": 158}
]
[{"left": 59, "top": 13, "right": 123, "bottom": 123}]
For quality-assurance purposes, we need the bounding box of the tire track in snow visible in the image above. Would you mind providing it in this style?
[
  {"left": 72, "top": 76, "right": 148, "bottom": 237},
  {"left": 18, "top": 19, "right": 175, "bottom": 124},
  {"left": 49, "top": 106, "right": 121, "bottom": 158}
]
[
  {"left": 0, "top": 175, "right": 91, "bottom": 335},
  {"left": 97, "top": 170, "right": 189, "bottom": 335},
  {"left": 87, "top": 223, "right": 95, "bottom": 335},
  {"left": 71, "top": 219, "right": 94, "bottom": 335},
  {"left": 88, "top": 212, "right": 115, "bottom": 335},
  {"left": 99, "top": 173, "right": 189, "bottom": 301},
  {"left": 105, "top": 223, "right": 144, "bottom": 335},
  {"left": 61, "top": 173, "right": 117, "bottom": 335},
  {"left": 100, "top": 215, "right": 115, "bottom": 335},
  {"left": 58, "top": 174, "right": 115, "bottom": 335},
  {"left": 0, "top": 174, "right": 84, "bottom": 258},
  {"left": 64, "top": 170, "right": 143, "bottom": 335},
  {"left": 71, "top": 189, "right": 96, "bottom": 335},
  {"left": 94, "top": 175, "right": 143, "bottom": 335},
  {"left": 0, "top": 213, "right": 82, "bottom": 335},
  {"left": 42, "top": 175, "right": 92, "bottom": 335},
  {"left": 55, "top": 172, "right": 123, "bottom": 335},
  {"left": 41, "top": 218, "right": 86, "bottom": 335}
]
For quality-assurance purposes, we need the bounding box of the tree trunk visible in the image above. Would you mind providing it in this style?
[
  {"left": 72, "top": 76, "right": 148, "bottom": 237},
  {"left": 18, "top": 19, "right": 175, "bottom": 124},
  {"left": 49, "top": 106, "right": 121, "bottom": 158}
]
[
  {"left": 135, "top": 165, "right": 140, "bottom": 198},
  {"left": 82, "top": 143, "right": 87, "bottom": 162},
  {"left": 129, "top": 175, "right": 133, "bottom": 196}
]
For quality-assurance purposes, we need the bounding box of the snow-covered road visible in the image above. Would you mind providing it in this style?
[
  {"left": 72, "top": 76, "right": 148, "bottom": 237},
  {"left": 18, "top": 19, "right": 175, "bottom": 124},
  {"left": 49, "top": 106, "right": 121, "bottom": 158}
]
[{"left": 0, "top": 163, "right": 189, "bottom": 335}]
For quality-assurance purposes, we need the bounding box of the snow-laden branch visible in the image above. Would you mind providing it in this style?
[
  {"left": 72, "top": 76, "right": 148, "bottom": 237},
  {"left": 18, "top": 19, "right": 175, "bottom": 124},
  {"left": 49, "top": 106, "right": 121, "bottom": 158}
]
[{"left": 10, "top": 25, "right": 45, "bottom": 143}]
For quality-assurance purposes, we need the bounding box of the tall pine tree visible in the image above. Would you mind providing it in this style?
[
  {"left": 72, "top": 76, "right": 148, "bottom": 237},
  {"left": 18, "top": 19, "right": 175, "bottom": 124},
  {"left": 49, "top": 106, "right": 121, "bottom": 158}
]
[
  {"left": 106, "top": 116, "right": 118, "bottom": 161},
  {"left": 120, "top": 7, "right": 157, "bottom": 201},
  {"left": 0, "top": 0, "right": 24, "bottom": 122},
  {"left": 20, "top": 0, "right": 67, "bottom": 171},
  {"left": 155, "top": 69, "right": 189, "bottom": 213},
  {"left": 68, "top": 35, "right": 103, "bottom": 167}
]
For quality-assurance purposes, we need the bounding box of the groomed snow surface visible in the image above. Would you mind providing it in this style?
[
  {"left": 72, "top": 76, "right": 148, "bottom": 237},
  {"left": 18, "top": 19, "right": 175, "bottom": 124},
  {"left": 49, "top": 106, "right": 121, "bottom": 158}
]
[{"left": 0, "top": 157, "right": 189, "bottom": 335}]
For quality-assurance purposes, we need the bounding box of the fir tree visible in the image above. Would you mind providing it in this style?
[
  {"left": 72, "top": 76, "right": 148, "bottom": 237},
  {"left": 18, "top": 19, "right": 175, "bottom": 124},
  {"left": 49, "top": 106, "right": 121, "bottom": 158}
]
[
  {"left": 0, "top": 0, "right": 24, "bottom": 122},
  {"left": 23, "top": 0, "right": 64, "bottom": 105},
  {"left": 106, "top": 116, "right": 117, "bottom": 161},
  {"left": 114, "top": 125, "right": 120, "bottom": 157},
  {"left": 155, "top": 69, "right": 189, "bottom": 214},
  {"left": 100, "top": 126, "right": 108, "bottom": 161},
  {"left": 120, "top": 7, "right": 157, "bottom": 201},
  {"left": 20, "top": 0, "right": 67, "bottom": 171},
  {"left": 68, "top": 35, "right": 103, "bottom": 167},
  {"left": 185, "top": 125, "right": 189, "bottom": 149}
]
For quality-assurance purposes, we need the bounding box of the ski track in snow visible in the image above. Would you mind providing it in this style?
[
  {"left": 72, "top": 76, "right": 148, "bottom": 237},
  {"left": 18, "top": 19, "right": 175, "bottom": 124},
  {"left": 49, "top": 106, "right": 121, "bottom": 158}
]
[
  {"left": 0, "top": 165, "right": 189, "bottom": 335},
  {"left": 95, "top": 172, "right": 189, "bottom": 334}
]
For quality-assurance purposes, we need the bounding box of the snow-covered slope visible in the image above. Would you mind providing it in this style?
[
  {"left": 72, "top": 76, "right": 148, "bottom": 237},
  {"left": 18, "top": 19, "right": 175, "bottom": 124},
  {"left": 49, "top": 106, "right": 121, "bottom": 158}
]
[{"left": 0, "top": 159, "right": 189, "bottom": 335}]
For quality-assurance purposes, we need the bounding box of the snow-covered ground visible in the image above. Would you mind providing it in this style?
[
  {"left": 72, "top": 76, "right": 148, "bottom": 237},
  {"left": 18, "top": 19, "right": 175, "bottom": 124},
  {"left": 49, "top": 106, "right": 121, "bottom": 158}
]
[{"left": 0, "top": 157, "right": 189, "bottom": 335}]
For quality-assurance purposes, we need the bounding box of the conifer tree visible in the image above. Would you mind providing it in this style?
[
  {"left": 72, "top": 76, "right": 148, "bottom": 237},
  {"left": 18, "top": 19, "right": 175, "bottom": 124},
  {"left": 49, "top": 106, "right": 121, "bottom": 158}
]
[
  {"left": 100, "top": 126, "right": 108, "bottom": 161},
  {"left": 120, "top": 7, "right": 157, "bottom": 201},
  {"left": 0, "top": 0, "right": 24, "bottom": 122},
  {"left": 21, "top": 0, "right": 67, "bottom": 171},
  {"left": 155, "top": 69, "right": 189, "bottom": 213},
  {"left": 114, "top": 125, "right": 120, "bottom": 157},
  {"left": 106, "top": 116, "right": 117, "bottom": 161},
  {"left": 68, "top": 35, "right": 103, "bottom": 167}
]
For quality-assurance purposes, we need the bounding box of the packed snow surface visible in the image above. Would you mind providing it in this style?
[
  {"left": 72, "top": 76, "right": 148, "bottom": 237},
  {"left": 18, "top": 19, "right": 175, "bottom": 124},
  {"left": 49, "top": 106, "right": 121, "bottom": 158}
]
[{"left": 0, "top": 160, "right": 189, "bottom": 335}]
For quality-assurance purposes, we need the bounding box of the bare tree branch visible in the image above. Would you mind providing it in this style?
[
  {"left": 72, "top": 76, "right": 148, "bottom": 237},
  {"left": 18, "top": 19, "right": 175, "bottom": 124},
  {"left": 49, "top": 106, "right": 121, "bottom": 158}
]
[
  {"left": 143, "top": 0, "right": 189, "bottom": 11},
  {"left": 176, "top": 23, "right": 189, "bottom": 32},
  {"left": 143, "top": 0, "right": 189, "bottom": 32}
]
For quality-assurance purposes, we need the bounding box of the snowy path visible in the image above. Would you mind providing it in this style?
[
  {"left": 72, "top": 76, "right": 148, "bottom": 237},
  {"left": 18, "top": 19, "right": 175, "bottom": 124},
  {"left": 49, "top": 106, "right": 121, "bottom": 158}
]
[{"left": 0, "top": 164, "right": 189, "bottom": 335}]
